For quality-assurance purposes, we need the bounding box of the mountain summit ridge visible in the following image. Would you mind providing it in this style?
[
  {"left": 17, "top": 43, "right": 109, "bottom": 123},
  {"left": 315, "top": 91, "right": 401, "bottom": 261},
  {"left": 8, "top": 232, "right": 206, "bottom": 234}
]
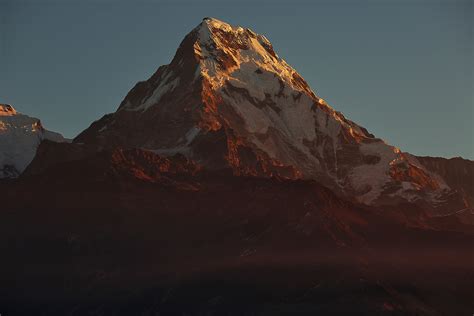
[{"left": 69, "top": 18, "right": 471, "bottom": 215}]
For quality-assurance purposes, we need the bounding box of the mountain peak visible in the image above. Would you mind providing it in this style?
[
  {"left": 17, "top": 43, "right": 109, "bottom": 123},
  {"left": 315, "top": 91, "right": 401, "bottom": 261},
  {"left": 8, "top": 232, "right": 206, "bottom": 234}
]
[
  {"left": 191, "top": 18, "right": 319, "bottom": 102},
  {"left": 73, "top": 18, "right": 470, "bottom": 214},
  {"left": 200, "top": 17, "right": 235, "bottom": 32},
  {"left": 197, "top": 17, "right": 254, "bottom": 41}
]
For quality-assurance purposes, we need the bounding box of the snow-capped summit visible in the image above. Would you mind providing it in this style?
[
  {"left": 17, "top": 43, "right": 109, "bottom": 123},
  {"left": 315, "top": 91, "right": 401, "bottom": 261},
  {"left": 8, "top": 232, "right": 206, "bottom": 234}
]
[
  {"left": 194, "top": 18, "right": 320, "bottom": 98},
  {"left": 73, "top": 18, "right": 470, "bottom": 214},
  {"left": 0, "top": 104, "right": 68, "bottom": 178}
]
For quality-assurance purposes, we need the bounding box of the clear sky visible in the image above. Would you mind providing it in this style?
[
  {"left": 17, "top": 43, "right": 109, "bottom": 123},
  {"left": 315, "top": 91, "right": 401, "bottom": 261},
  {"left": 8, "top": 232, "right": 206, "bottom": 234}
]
[{"left": 1, "top": 0, "right": 472, "bottom": 159}]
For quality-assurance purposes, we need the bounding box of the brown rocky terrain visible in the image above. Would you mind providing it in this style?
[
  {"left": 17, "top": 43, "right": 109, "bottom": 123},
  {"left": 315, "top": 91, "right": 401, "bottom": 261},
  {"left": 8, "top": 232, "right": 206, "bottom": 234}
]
[{"left": 1, "top": 149, "right": 473, "bottom": 315}]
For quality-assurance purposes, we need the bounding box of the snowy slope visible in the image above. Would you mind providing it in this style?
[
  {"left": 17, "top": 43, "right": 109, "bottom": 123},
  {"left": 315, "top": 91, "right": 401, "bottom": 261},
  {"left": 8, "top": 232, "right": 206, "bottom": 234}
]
[
  {"left": 74, "top": 18, "right": 469, "bottom": 214},
  {"left": 0, "top": 104, "right": 68, "bottom": 178}
]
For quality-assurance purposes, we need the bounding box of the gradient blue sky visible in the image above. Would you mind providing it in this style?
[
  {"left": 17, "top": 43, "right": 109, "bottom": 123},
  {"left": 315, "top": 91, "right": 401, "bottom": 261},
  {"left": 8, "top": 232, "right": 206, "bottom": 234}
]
[{"left": 1, "top": 0, "right": 472, "bottom": 158}]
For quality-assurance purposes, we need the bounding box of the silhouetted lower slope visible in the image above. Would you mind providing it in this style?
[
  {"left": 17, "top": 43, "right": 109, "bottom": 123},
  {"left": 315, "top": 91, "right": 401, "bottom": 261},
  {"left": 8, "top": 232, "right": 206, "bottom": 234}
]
[{"left": 1, "top": 149, "right": 473, "bottom": 315}]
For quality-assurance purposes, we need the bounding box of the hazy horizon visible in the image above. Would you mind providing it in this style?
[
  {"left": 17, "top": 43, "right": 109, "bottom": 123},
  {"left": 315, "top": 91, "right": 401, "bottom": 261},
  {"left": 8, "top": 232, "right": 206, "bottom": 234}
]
[{"left": 1, "top": 0, "right": 472, "bottom": 159}]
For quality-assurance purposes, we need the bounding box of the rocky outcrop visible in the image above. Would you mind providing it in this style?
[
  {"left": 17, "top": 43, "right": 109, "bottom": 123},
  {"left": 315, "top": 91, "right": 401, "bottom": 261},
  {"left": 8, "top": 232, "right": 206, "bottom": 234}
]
[{"left": 417, "top": 156, "right": 474, "bottom": 219}]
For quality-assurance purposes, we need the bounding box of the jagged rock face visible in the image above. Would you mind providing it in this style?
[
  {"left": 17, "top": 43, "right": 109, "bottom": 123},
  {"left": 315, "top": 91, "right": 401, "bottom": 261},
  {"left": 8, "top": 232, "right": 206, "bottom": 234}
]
[
  {"left": 25, "top": 145, "right": 202, "bottom": 189},
  {"left": 74, "top": 18, "right": 471, "bottom": 214},
  {"left": 417, "top": 156, "right": 474, "bottom": 213},
  {"left": 0, "top": 104, "right": 67, "bottom": 178}
]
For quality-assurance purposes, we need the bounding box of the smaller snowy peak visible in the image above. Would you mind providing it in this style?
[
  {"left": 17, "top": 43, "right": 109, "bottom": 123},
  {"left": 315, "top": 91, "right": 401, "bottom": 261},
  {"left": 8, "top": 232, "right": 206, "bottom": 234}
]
[
  {"left": 0, "top": 104, "right": 17, "bottom": 116},
  {"left": 0, "top": 104, "right": 68, "bottom": 178}
]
